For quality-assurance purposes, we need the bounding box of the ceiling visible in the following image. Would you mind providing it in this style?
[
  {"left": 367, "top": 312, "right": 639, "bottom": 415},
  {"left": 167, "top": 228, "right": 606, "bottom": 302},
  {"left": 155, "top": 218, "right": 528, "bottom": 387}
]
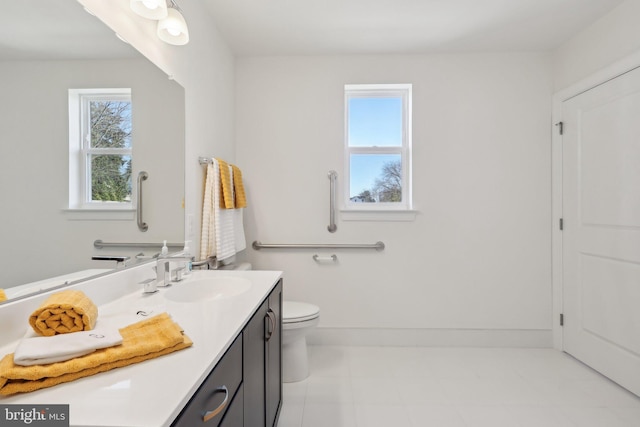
[
  {"left": 0, "top": 0, "right": 137, "bottom": 60},
  {"left": 201, "top": 0, "right": 626, "bottom": 56}
]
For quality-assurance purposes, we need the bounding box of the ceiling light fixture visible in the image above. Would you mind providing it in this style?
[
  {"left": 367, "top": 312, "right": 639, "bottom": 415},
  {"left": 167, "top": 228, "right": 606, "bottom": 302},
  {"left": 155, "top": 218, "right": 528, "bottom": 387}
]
[
  {"left": 157, "top": 2, "right": 189, "bottom": 46},
  {"left": 129, "top": 0, "right": 189, "bottom": 46},
  {"left": 130, "top": 0, "right": 168, "bottom": 20}
]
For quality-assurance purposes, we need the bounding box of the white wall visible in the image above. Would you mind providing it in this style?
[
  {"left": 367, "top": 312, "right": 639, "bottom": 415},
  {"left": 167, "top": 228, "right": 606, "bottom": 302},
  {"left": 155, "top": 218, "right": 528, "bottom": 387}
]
[
  {"left": 0, "top": 58, "right": 183, "bottom": 288},
  {"left": 553, "top": 0, "right": 640, "bottom": 90},
  {"left": 80, "top": 0, "right": 236, "bottom": 258},
  {"left": 236, "top": 53, "right": 553, "bottom": 344}
]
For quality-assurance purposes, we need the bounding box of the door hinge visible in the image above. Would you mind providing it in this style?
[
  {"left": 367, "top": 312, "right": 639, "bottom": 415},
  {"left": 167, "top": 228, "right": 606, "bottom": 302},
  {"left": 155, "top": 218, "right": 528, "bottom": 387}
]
[
  {"left": 555, "top": 121, "right": 564, "bottom": 135},
  {"left": 559, "top": 218, "right": 564, "bottom": 230},
  {"left": 560, "top": 313, "right": 564, "bottom": 326}
]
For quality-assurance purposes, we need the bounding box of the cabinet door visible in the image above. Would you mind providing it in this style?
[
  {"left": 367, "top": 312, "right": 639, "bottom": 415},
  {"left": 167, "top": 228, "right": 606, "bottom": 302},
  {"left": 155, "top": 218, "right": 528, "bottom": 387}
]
[
  {"left": 172, "top": 335, "right": 242, "bottom": 427},
  {"left": 243, "top": 299, "right": 267, "bottom": 427},
  {"left": 266, "top": 280, "right": 282, "bottom": 427}
]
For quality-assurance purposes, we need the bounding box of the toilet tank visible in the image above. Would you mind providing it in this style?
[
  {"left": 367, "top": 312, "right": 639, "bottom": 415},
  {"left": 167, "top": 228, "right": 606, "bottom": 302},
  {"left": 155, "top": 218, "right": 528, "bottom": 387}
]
[{"left": 219, "top": 262, "right": 252, "bottom": 271}]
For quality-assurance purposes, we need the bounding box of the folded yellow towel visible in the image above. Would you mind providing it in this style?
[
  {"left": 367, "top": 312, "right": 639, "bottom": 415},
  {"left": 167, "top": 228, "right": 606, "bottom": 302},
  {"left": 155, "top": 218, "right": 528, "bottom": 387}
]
[
  {"left": 0, "top": 313, "right": 192, "bottom": 396},
  {"left": 231, "top": 164, "right": 247, "bottom": 208},
  {"left": 29, "top": 290, "right": 98, "bottom": 337},
  {"left": 0, "top": 289, "right": 6, "bottom": 303},
  {"left": 216, "top": 158, "right": 235, "bottom": 209}
]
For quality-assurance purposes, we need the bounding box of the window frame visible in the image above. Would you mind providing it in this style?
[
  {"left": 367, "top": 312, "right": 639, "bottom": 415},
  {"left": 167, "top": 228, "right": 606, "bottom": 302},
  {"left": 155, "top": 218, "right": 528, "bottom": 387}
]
[
  {"left": 68, "top": 88, "right": 133, "bottom": 211},
  {"left": 343, "top": 83, "right": 413, "bottom": 212}
]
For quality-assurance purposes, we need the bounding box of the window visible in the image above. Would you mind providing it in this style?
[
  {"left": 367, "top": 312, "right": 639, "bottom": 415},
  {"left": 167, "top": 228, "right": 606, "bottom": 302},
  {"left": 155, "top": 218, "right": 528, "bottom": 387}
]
[
  {"left": 344, "top": 84, "right": 412, "bottom": 211},
  {"left": 69, "top": 89, "right": 132, "bottom": 210}
]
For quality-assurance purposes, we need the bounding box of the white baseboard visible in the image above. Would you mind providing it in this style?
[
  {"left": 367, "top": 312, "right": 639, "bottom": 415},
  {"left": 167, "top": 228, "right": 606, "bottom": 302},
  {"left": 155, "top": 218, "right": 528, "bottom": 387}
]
[{"left": 307, "top": 327, "right": 553, "bottom": 348}]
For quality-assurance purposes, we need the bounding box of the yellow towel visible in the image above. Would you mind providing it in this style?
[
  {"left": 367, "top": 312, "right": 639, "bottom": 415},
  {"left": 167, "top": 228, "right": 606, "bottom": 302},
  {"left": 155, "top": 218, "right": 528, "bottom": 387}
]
[
  {"left": 29, "top": 290, "right": 98, "bottom": 337},
  {"left": 0, "top": 313, "right": 192, "bottom": 396},
  {"left": 231, "top": 164, "right": 247, "bottom": 208},
  {"left": 0, "top": 289, "right": 6, "bottom": 303},
  {"left": 216, "top": 158, "right": 235, "bottom": 209}
]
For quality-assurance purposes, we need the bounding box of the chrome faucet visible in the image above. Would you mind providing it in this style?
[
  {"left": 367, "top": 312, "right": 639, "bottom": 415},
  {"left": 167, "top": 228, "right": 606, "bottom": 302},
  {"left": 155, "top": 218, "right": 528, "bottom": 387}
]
[{"left": 155, "top": 256, "right": 193, "bottom": 287}]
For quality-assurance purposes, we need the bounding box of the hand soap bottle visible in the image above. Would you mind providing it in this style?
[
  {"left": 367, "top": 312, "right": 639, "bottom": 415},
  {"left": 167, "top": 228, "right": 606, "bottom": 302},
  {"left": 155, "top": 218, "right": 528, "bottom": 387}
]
[
  {"left": 161, "top": 240, "right": 169, "bottom": 256},
  {"left": 182, "top": 240, "right": 193, "bottom": 276}
]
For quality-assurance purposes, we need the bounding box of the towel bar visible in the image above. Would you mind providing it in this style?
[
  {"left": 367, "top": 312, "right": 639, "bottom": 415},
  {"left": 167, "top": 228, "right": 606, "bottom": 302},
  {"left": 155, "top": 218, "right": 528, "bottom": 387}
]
[{"left": 252, "top": 241, "right": 385, "bottom": 251}]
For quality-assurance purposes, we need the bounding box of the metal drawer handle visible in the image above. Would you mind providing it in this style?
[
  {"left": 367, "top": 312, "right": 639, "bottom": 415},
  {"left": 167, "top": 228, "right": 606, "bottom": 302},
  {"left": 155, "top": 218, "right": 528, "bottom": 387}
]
[
  {"left": 202, "top": 385, "right": 229, "bottom": 423},
  {"left": 265, "top": 309, "right": 276, "bottom": 341}
]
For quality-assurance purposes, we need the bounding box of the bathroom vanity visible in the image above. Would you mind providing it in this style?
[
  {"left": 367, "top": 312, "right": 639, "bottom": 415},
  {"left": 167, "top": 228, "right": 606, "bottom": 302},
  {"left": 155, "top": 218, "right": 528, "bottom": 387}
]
[
  {"left": 172, "top": 277, "right": 282, "bottom": 427},
  {"left": 0, "top": 266, "right": 283, "bottom": 427}
]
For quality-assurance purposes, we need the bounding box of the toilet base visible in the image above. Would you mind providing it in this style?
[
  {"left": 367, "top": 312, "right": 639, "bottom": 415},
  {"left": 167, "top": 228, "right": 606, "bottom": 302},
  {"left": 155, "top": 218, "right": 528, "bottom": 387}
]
[{"left": 282, "top": 336, "right": 309, "bottom": 383}]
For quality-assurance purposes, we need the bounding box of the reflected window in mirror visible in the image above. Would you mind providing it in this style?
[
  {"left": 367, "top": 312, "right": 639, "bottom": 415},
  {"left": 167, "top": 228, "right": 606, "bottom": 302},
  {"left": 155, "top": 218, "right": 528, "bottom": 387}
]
[{"left": 69, "top": 88, "right": 133, "bottom": 210}]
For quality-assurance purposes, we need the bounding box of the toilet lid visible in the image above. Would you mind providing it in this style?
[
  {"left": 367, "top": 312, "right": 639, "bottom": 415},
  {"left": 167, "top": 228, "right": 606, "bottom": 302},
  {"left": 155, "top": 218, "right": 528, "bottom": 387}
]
[{"left": 283, "top": 301, "right": 320, "bottom": 323}]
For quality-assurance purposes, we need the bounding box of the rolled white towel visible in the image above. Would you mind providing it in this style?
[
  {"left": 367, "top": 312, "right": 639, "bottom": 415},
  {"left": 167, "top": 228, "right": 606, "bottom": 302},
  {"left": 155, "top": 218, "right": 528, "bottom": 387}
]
[{"left": 13, "top": 326, "right": 123, "bottom": 366}]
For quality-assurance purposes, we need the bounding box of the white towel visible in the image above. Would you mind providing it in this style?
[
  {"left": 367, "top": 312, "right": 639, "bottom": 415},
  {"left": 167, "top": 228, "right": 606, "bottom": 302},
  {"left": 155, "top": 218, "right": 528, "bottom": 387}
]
[
  {"left": 200, "top": 159, "right": 236, "bottom": 261},
  {"left": 200, "top": 159, "right": 247, "bottom": 261},
  {"left": 200, "top": 163, "right": 218, "bottom": 260},
  {"left": 13, "top": 326, "right": 123, "bottom": 366}
]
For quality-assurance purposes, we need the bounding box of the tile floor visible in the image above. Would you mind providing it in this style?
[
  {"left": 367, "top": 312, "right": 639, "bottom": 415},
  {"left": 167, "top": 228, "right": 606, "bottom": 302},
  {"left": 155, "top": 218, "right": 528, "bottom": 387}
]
[{"left": 277, "top": 346, "right": 640, "bottom": 427}]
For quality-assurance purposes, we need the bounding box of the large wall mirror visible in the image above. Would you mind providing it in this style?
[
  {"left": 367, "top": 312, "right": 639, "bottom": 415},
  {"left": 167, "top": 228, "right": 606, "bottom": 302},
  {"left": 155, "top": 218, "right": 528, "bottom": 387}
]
[{"left": 0, "top": 0, "right": 185, "bottom": 303}]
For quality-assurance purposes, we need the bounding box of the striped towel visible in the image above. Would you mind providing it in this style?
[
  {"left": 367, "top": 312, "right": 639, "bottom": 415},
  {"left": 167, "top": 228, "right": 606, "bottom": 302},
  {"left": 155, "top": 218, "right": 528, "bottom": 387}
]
[{"left": 200, "top": 159, "right": 236, "bottom": 261}]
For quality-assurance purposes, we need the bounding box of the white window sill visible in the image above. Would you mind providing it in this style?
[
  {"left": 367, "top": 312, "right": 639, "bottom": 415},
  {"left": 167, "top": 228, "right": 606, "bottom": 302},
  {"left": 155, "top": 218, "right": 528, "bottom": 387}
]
[
  {"left": 340, "top": 209, "right": 418, "bottom": 222},
  {"left": 63, "top": 208, "right": 136, "bottom": 221}
]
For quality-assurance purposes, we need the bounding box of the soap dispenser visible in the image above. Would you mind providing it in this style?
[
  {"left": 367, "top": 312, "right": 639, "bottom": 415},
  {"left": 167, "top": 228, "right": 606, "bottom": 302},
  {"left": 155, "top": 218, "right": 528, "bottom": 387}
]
[
  {"left": 183, "top": 240, "right": 193, "bottom": 275},
  {"left": 161, "top": 240, "right": 169, "bottom": 256}
]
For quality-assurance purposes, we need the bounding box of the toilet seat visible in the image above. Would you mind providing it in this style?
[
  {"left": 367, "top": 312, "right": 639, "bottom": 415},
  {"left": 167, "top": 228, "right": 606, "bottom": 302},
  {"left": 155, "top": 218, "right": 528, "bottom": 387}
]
[{"left": 283, "top": 301, "right": 320, "bottom": 323}]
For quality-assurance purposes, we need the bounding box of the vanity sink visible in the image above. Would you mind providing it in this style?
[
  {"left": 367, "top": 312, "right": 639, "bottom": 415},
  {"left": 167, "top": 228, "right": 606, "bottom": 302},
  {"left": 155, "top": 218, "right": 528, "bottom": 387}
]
[{"left": 164, "top": 276, "right": 252, "bottom": 303}]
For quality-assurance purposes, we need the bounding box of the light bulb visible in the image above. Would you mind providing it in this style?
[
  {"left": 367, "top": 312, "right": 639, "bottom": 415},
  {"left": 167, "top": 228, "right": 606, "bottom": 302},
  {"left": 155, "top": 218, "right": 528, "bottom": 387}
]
[
  {"left": 130, "top": 0, "right": 168, "bottom": 20},
  {"left": 157, "top": 8, "right": 189, "bottom": 45},
  {"left": 142, "top": 1, "right": 160, "bottom": 10}
]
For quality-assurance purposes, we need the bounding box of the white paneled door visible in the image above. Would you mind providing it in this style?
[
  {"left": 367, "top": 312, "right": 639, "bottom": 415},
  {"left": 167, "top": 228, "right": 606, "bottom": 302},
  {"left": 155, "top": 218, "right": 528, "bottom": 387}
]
[{"left": 562, "top": 66, "right": 640, "bottom": 397}]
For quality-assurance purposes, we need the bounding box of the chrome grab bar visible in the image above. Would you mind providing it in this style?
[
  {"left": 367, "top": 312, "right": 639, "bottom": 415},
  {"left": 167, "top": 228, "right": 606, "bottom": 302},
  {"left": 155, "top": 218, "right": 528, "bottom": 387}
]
[
  {"left": 137, "top": 171, "right": 149, "bottom": 232},
  {"left": 94, "top": 240, "right": 182, "bottom": 249},
  {"left": 252, "top": 241, "right": 385, "bottom": 251},
  {"left": 327, "top": 170, "right": 337, "bottom": 233}
]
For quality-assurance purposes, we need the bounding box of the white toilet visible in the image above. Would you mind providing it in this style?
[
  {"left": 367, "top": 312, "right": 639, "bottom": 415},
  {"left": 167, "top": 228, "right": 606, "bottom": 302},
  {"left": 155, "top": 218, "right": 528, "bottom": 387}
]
[
  {"left": 222, "top": 262, "right": 320, "bottom": 382},
  {"left": 282, "top": 301, "right": 320, "bottom": 382}
]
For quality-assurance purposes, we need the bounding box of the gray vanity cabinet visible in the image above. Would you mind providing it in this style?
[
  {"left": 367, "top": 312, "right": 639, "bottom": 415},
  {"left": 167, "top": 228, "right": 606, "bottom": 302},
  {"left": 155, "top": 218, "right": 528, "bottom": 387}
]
[
  {"left": 244, "top": 279, "right": 282, "bottom": 427},
  {"left": 171, "top": 335, "right": 244, "bottom": 427},
  {"left": 265, "top": 282, "right": 282, "bottom": 426},
  {"left": 171, "top": 279, "right": 282, "bottom": 427}
]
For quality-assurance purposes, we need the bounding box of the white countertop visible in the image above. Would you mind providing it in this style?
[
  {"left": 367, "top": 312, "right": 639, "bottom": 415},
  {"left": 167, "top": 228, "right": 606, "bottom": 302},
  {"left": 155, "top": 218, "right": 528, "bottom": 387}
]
[
  {"left": 0, "top": 269, "right": 282, "bottom": 427},
  {"left": 4, "top": 269, "right": 112, "bottom": 300}
]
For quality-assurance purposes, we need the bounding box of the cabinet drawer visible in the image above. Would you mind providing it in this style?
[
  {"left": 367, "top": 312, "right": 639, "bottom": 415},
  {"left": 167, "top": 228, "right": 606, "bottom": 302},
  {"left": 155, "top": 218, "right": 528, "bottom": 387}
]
[
  {"left": 172, "top": 335, "right": 243, "bottom": 427},
  {"left": 220, "top": 384, "right": 243, "bottom": 427}
]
